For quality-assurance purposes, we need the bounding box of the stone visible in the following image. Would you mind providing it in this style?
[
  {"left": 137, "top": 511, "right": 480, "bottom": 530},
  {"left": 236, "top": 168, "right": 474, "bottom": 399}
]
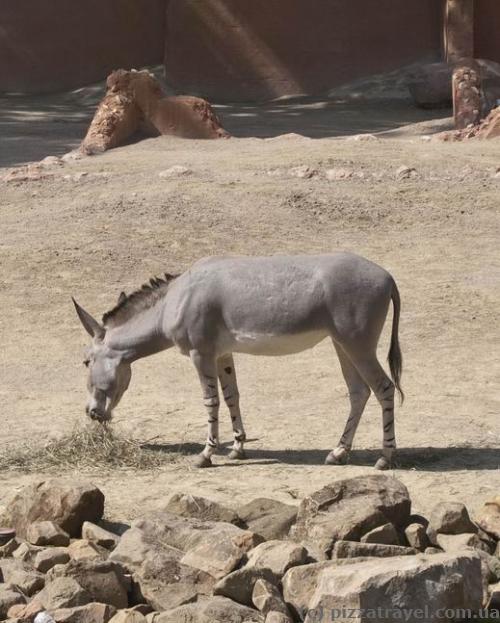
[
  {"left": 35, "top": 548, "right": 71, "bottom": 573},
  {"left": 404, "top": 522, "right": 429, "bottom": 551},
  {"left": 81, "top": 523, "right": 120, "bottom": 550},
  {"left": 303, "top": 553, "right": 482, "bottom": 623},
  {"left": 408, "top": 63, "right": 453, "bottom": 109},
  {"left": 67, "top": 540, "right": 107, "bottom": 562},
  {"left": 50, "top": 603, "right": 116, "bottom": 623},
  {"left": 214, "top": 567, "right": 278, "bottom": 606},
  {"left": 489, "top": 582, "right": 500, "bottom": 609},
  {"left": 427, "top": 502, "right": 477, "bottom": 541},
  {"left": 475, "top": 496, "right": 500, "bottom": 539},
  {"left": 396, "top": 165, "right": 417, "bottom": 180},
  {"left": 325, "top": 168, "right": 353, "bottom": 181},
  {"left": 37, "top": 577, "right": 91, "bottom": 610},
  {"left": 0, "top": 538, "right": 20, "bottom": 558},
  {"left": 0, "top": 558, "right": 45, "bottom": 595},
  {"left": 288, "top": 166, "right": 317, "bottom": 179},
  {"left": 332, "top": 540, "right": 415, "bottom": 559},
  {"left": 27, "top": 522, "right": 71, "bottom": 547},
  {"left": 47, "top": 560, "right": 128, "bottom": 609},
  {"left": 40, "top": 156, "right": 63, "bottom": 168},
  {"left": 245, "top": 540, "right": 307, "bottom": 577},
  {"left": 158, "top": 166, "right": 192, "bottom": 178},
  {"left": 13, "top": 541, "right": 44, "bottom": 564},
  {"left": 291, "top": 475, "right": 411, "bottom": 557},
  {"left": 163, "top": 494, "right": 239, "bottom": 525},
  {"left": 0, "top": 584, "right": 26, "bottom": 620},
  {"left": 425, "top": 547, "right": 442, "bottom": 554},
  {"left": 252, "top": 579, "right": 291, "bottom": 617},
  {"left": 360, "top": 522, "right": 399, "bottom": 545},
  {"left": 477, "top": 526, "right": 497, "bottom": 554},
  {"left": 265, "top": 614, "right": 292, "bottom": 623},
  {"left": 153, "top": 596, "right": 264, "bottom": 623},
  {"left": 237, "top": 499, "right": 298, "bottom": 541},
  {"left": 108, "top": 610, "right": 147, "bottom": 623},
  {"left": 0, "top": 480, "right": 105, "bottom": 538},
  {"left": 436, "top": 532, "right": 491, "bottom": 553}
]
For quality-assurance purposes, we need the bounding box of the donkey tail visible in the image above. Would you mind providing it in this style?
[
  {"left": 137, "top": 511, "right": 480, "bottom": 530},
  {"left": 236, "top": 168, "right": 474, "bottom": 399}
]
[{"left": 388, "top": 280, "right": 404, "bottom": 404}]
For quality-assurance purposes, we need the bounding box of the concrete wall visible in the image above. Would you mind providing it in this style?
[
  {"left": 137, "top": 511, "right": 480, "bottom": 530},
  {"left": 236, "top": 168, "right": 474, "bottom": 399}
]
[
  {"left": 475, "top": 0, "right": 500, "bottom": 63},
  {"left": 0, "top": 0, "right": 166, "bottom": 93},
  {"left": 164, "top": 0, "right": 444, "bottom": 102}
]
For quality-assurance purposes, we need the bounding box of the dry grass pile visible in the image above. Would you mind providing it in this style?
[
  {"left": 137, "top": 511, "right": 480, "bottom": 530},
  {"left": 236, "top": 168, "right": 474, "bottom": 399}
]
[{"left": 0, "top": 423, "right": 183, "bottom": 472}]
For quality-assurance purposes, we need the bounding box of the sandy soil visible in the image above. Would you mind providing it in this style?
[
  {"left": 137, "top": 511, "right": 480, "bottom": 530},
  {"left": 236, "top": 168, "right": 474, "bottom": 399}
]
[{"left": 0, "top": 90, "right": 499, "bottom": 525}]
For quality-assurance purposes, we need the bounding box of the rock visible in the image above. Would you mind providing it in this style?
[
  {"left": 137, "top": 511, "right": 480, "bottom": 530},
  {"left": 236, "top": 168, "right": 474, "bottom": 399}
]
[
  {"left": 67, "top": 540, "right": 107, "bottom": 562},
  {"left": 489, "top": 582, "right": 500, "bottom": 609},
  {"left": 33, "top": 547, "right": 70, "bottom": 573},
  {"left": 291, "top": 475, "right": 411, "bottom": 557},
  {"left": 436, "top": 532, "right": 491, "bottom": 553},
  {"left": 37, "top": 577, "right": 91, "bottom": 610},
  {"left": 158, "top": 166, "right": 192, "bottom": 178},
  {"left": 47, "top": 560, "right": 128, "bottom": 609},
  {"left": 331, "top": 540, "right": 415, "bottom": 559},
  {"left": 0, "top": 480, "right": 105, "bottom": 538},
  {"left": 407, "top": 63, "right": 453, "bottom": 109},
  {"left": 214, "top": 567, "right": 278, "bottom": 606},
  {"left": 475, "top": 496, "right": 500, "bottom": 539},
  {"left": 360, "top": 522, "right": 399, "bottom": 545},
  {"left": 303, "top": 553, "right": 482, "bottom": 623},
  {"left": 50, "top": 603, "right": 116, "bottom": 623},
  {"left": 153, "top": 596, "right": 264, "bottom": 623},
  {"left": 237, "top": 499, "right": 297, "bottom": 541},
  {"left": 81, "top": 523, "right": 120, "bottom": 550},
  {"left": 476, "top": 551, "right": 500, "bottom": 583},
  {"left": 27, "top": 522, "right": 71, "bottom": 547},
  {"left": 404, "top": 522, "right": 429, "bottom": 551},
  {"left": 0, "top": 538, "right": 20, "bottom": 558},
  {"left": 0, "top": 584, "right": 26, "bottom": 620},
  {"left": 61, "top": 150, "right": 85, "bottom": 163},
  {"left": 108, "top": 610, "right": 147, "bottom": 623},
  {"left": 163, "top": 494, "right": 239, "bottom": 525},
  {"left": 477, "top": 526, "right": 497, "bottom": 554},
  {"left": 396, "top": 165, "right": 417, "bottom": 180},
  {"left": 288, "top": 166, "right": 317, "bottom": 179},
  {"left": 427, "top": 502, "right": 478, "bottom": 542},
  {"left": 252, "top": 579, "right": 291, "bottom": 617},
  {"left": 325, "top": 168, "right": 353, "bottom": 181},
  {"left": 0, "top": 558, "right": 45, "bottom": 595},
  {"left": 10, "top": 600, "right": 45, "bottom": 621},
  {"left": 40, "top": 156, "right": 63, "bottom": 168},
  {"left": 425, "top": 547, "right": 442, "bottom": 554},
  {"left": 265, "top": 614, "right": 292, "bottom": 623},
  {"left": 245, "top": 540, "right": 307, "bottom": 577},
  {"left": 13, "top": 541, "right": 44, "bottom": 564}
]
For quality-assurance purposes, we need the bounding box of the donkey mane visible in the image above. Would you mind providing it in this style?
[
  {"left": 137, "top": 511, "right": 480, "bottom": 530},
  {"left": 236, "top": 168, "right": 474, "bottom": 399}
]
[{"left": 102, "top": 273, "right": 178, "bottom": 328}]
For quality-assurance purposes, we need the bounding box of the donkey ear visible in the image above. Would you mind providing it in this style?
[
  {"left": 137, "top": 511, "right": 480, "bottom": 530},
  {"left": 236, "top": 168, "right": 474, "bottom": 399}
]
[
  {"left": 72, "top": 298, "right": 105, "bottom": 340},
  {"left": 117, "top": 291, "right": 127, "bottom": 305}
]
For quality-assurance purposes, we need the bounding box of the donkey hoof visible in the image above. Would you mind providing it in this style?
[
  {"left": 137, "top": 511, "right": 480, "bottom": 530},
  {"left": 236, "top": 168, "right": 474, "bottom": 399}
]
[
  {"left": 374, "top": 457, "right": 392, "bottom": 470},
  {"left": 194, "top": 454, "right": 213, "bottom": 469},
  {"left": 228, "top": 449, "right": 247, "bottom": 460},
  {"left": 325, "top": 448, "right": 349, "bottom": 465}
]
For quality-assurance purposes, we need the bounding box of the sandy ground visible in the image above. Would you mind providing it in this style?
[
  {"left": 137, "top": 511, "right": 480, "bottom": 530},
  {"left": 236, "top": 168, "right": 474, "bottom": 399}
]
[{"left": 0, "top": 86, "right": 499, "bottom": 525}]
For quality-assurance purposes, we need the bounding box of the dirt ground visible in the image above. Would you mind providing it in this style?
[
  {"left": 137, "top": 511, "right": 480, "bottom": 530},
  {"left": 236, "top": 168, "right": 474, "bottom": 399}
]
[{"left": 0, "top": 82, "right": 499, "bottom": 525}]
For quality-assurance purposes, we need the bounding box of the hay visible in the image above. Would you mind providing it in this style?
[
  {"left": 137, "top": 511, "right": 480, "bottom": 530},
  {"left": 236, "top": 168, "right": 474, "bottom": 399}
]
[{"left": 0, "top": 423, "right": 183, "bottom": 472}]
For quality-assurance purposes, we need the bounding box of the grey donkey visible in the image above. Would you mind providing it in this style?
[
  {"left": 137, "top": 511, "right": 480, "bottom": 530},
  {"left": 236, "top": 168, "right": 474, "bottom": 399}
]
[{"left": 73, "top": 253, "right": 403, "bottom": 469}]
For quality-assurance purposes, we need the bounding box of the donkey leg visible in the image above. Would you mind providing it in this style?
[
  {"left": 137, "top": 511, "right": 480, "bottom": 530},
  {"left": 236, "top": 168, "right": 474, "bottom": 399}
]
[
  {"left": 190, "top": 350, "right": 220, "bottom": 468},
  {"left": 348, "top": 353, "right": 396, "bottom": 470},
  {"left": 325, "top": 343, "right": 371, "bottom": 466},
  {"left": 217, "top": 354, "right": 247, "bottom": 460}
]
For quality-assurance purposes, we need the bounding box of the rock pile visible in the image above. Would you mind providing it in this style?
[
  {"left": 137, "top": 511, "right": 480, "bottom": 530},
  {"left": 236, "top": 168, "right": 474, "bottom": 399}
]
[{"left": 0, "top": 476, "right": 498, "bottom": 622}]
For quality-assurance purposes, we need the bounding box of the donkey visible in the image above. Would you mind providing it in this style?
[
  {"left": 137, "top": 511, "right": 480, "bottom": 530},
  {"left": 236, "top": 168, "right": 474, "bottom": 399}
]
[{"left": 73, "top": 253, "right": 403, "bottom": 470}]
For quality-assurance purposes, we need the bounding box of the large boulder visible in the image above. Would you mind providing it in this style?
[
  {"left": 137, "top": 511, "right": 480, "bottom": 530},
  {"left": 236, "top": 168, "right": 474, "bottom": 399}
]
[
  {"left": 291, "top": 475, "right": 411, "bottom": 557},
  {"left": 27, "top": 521, "right": 71, "bottom": 546},
  {"left": 252, "top": 579, "right": 291, "bottom": 618},
  {"left": 475, "top": 496, "right": 500, "bottom": 539},
  {"left": 50, "top": 602, "right": 116, "bottom": 623},
  {"left": 302, "top": 553, "right": 482, "bottom": 623},
  {"left": 0, "top": 584, "right": 26, "bottom": 620},
  {"left": 36, "top": 576, "right": 92, "bottom": 610},
  {"left": 0, "top": 480, "right": 105, "bottom": 538},
  {"left": 34, "top": 547, "right": 71, "bottom": 573},
  {"left": 0, "top": 558, "right": 45, "bottom": 595},
  {"left": 164, "top": 494, "right": 240, "bottom": 525},
  {"left": 81, "top": 523, "right": 120, "bottom": 550},
  {"left": 245, "top": 541, "right": 308, "bottom": 578},
  {"left": 427, "top": 502, "right": 477, "bottom": 545},
  {"left": 237, "top": 499, "right": 298, "bottom": 541},
  {"left": 214, "top": 567, "right": 278, "bottom": 606},
  {"left": 154, "top": 596, "right": 264, "bottom": 623}
]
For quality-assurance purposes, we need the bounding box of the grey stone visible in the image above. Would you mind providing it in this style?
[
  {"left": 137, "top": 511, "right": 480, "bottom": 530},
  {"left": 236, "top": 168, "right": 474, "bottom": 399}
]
[
  {"left": 252, "top": 579, "right": 291, "bottom": 617},
  {"left": 50, "top": 602, "right": 116, "bottom": 623},
  {"left": 245, "top": 540, "right": 307, "bottom": 578},
  {"left": 81, "top": 523, "right": 120, "bottom": 550},
  {"left": 489, "top": 582, "right": 500, "bottom": 609},
  {"left": 214, "top": 567, "right": 278, "bottom": 606},
  {"left": 0, "top": 480, "right": 105, "bottom": 538},
  {"left": 67, "top": 540, "right": 107, "bottom": 562},
  {"left": 427, "top": 502, "right": 477, "bottom": 541},
  {"left": 237, "top": 499, "right": 297, "bottom": 541},
  {"left": 0, "top": 584, "right": 26, "bottom": 620},
  {"left": 37, "top": 577, "right": 91, "bottom": 610},
  {"left": 27, "top": 522, "right": 70, "bottom": 547},
  {"left": 475, "top": 496, "right": 500, "bottom": 540},
  {"left": 13, "top": 541, "right": 44, "bottom": 564},
  {"left": 154, "top": 597, "right": 264, "bottom": 623},
  {"left": 0, "top": 558, "right": 45, "bottom": 595},
  {"left": 35, "top": 548, "right": 71, "bottom": 573},
  {"left": 332, "top": 540, "right": 415, "bottom": 559},
  {"left": 404, "top": 522, "right": 429, "bottom": 551},
  {"left": 291, "top": 475, "right": 411, "bottom": 557},
  {"left": 0, "top": 538, "right": 21, "bottom": 558},
  {"left": 163, "top": 494, "right": 240, "bottom": 525},
  {"left": 436, "top": 532, "right": 491, "bottom": 554},
  {"left": 360, "top": 522, "right": 399, "bottom": 545}
]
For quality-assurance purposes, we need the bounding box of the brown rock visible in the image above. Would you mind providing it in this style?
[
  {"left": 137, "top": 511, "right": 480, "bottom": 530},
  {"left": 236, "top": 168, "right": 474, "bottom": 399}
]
[
  {"left": 436, "top": 532, "right": 491, "bottom": 553},
  {"left": 331, "top": 540, "right": 415, "bottom": 559},
  {"left": 35, "top": 548, "right": 71, "bottom": 573},
  {"left": 163, "top": 493, "right": 239, "bottom": 525},
  {"left": 0, "top": 480, "right": 104, "bottom": 538},
  {"left": 50, "top": 602, "right": 116, "bottom": 623},
  {"left": 360, "top": 522, "right": 400, "bottom": 545},
  {"left": 0, "top": 558, "right": 45, "bottom": 595},
  {"left": 0, "top": 538, "right": 20, "bottom": 558},
  {"left": 107, "top": 610, "right": 147, "bottom": 623},
  {"left": 252, "top": 579, "right": 291, "bottom": 617},
  {"left": 27, "top": 522, "right": 70, "bottom": 547},
  {"left": 67, "top": 540, "right": 107, "bottom": 562},
  {"left": 265, "top": 613, "right": 293, "bottom": 623},
  {"left": 213, "top": 567, "right": 277, "bottom": 606},
  {"left": 291, "top": 475, "right": 411, "bottom": 557},
  {"left": 81, "top": 523, "right": 119, "bottom": 551},
  {"left": 237, "top": 499, "right": 297, "bottom": 541},
  {"left": 13, "top": 541, "right": 44, "bottom": 565},
  {"left": 153, "top": 596, "right": 264, "bottom": 623},
  {"left": 427, "top": 502, "right": 477, "bottom": 541},
  {"left": 0, "top": 584, "right": 26, "bottom": 620},
  {"left": 37, "top": 577, "right": 91, "bottom": 610},
  {"left": 245, "top": 540, "right": 307, "bottom": 577},
  {"left": 475, "top": 496, "right": 500, "bottom": 539},
  {"left": 404, "top": 522, "right": 429, "bottom": 551}
]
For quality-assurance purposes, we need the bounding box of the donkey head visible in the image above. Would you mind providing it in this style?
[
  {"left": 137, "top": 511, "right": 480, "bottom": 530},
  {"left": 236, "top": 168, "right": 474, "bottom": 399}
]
[{"left": 72, "top": 298, "right": 131, "bottom": 422}]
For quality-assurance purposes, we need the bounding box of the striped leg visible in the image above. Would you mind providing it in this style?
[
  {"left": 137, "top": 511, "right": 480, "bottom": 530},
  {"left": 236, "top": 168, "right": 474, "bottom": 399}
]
[
  {"left": 349, "top": 355, "right": 396, "bottom": 470},
  {"left": 190, "top": 350, "right": 219, "bottom": 468},
  {"left": 217, "top": 354, "right": 247, "bottom": 460},
  {"left": 325, "top": 343, "right": 371, "bottom": 465}
]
